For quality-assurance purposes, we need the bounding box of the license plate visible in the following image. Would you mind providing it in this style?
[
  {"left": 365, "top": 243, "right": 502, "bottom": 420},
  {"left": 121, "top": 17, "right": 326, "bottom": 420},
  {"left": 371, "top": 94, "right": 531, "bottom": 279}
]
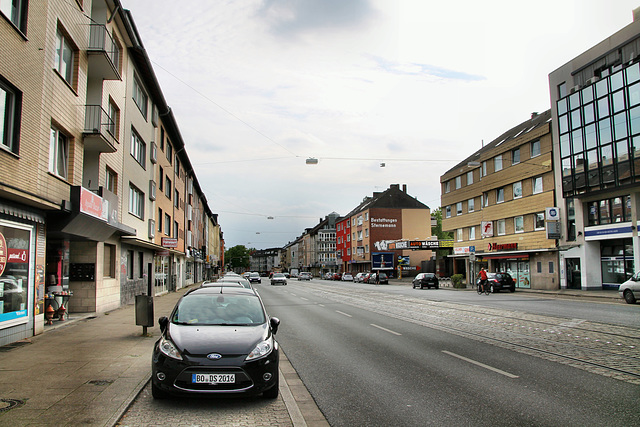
[{"left": 192, "top": 373, "right": 235, "bottom": 384}]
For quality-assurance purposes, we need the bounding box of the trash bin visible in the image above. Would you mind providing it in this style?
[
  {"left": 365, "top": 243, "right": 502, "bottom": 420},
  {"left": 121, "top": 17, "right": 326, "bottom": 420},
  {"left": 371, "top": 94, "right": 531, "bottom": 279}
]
[{"left": 135, "top": 295, "right": 154, "bottom": 327}]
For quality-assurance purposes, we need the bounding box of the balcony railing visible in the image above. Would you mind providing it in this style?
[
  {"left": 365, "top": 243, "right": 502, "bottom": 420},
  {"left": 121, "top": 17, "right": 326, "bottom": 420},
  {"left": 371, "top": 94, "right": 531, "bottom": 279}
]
[
  {"left": 83, "top": 105, "right": 117, "bottom": 153},
  {"left": 87, "top": 24, "right": 120, "bottom": 80}
]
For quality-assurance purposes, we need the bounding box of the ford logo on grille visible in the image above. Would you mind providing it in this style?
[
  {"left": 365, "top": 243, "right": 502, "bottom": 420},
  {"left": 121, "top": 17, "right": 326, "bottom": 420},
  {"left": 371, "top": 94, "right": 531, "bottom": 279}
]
[{"left": 207, "top": 353, "right": 222, "bottom": 360}]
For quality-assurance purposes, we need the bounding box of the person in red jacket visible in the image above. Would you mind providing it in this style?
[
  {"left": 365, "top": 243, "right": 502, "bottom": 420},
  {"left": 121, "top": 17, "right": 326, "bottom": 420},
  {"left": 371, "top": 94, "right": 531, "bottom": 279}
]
[{"left": 478, "top": 267, "right": 488, "bottom": 293}]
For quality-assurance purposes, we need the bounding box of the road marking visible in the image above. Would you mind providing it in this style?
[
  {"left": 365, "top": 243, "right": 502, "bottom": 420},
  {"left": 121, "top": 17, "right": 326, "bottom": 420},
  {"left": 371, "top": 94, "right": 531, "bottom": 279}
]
[
  {"left": 370, "top": 324, "right": 402, "bottom": 336},
  {"left": 300, "top": 297, "right": 309, "bottom": 301},
  {"left": 318, "top": 304, "right": 325, "bottom": 307},
  {"left": 442, "top": 351, "right": 519, "bottom": 378},
  {"left": 335, "top": 310, "right": 352, "bottom": 317}
]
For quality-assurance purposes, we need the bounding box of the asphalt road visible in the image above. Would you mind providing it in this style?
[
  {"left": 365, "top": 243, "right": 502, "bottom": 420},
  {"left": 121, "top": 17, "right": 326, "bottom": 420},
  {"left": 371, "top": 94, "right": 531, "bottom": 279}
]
[{"left": 257, "top": 279, "right": 640, "bottom": 426}]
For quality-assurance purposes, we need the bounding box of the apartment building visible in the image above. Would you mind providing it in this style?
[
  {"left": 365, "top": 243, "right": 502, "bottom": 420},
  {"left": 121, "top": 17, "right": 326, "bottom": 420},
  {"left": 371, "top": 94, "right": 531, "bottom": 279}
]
[
  {"left": 549, "top": 10, "right": 640, "bottom": 290},
  {"left": 0, "top": 0, "right": 219, "bottom": 346},
  {"left": 441, "top": 111, "right": 558, "bottom": 289},
  {"left": 338, "top": 184, "right": 432, "bottom": 277}
]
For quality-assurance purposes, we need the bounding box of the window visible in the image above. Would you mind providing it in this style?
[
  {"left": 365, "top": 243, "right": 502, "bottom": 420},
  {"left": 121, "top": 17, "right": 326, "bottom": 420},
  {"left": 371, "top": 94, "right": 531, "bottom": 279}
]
[
  {"left": 445, "top": 205, "right": 451, "bottom": 218},
  {"left": 357, "top": 230, "right": 362, "bottom": 240},
  {"left": 455, "top": 176, "right": 461, "bottom": 189},
  {"left": 469, "top": 226, "right": 475, "bottom": 241},
  {"left": 497, "top": 219, "right": 506, "bottom": 236},
  {"left": 132, "top": 75, "right": 148, "bottom": 118},
  {"left": 531, "top": 140, "right": 541, "bottom": 157},
  {"left": 513, "top": 181, "right": 522, "bottom": 199},
  {"left": 466, "top": 171, "right": 473, "bottom": 185},
  {"left": 496, "top": 187, "right": 504, "bottom": 203},
  {"left": 164, "top": 213, "right": 171, "bottom": 235},
  {"left": 444, "top": 181, "right": 450, "bottom": 193},
  {"left": 166, "top": 141, "right": 173, "bottom": 163},
  {"left": 175, "top": 156, "right": 180, "bottom": 177},
  {"left": 108, "top": 98, "right": 119, "bottom": 138},
  {"left": 457, "top": 228, "right": 463, "bottom": 242},
  {"left": 127, "top": 250, "right": 134, "bottom": 279},
  {"left": 535, "top": 212, "right": 545, "bottom": 230},
  {"left": 365, "top": 245, "right": 369, "bottom": 253},
  {"left": 129, "top": 184, "right": 144, "bottom": 218},
  {"left": 103, "top": 244, "right": 115, "bottom": 277},
  {"left": 365, "top": 228, "right": 369, "bottom": 237},
  {"left": 482, "top": 192, "right": 489, "bottom": 208},
  {"left": 106, "top": 166, "right": 117, "bottom": 194},
  {"left": 481, "top": 161, "right": 487, "bottom": 177},
  {"left": 55, "top": 28, "right": 75, "bottom": 86},
  {"left": 138, "top": 252, "right": 144, "bottom": 279},
  {"left": 130, "top": 128, "right": 146, "bottom": 168},
  {"left": 174, "top": 220, "right": 179, "bottom": 238},
  {"left": 514, "top": 216, "right": 524, "bottom": 233},
  {"left": 494, "top": 155, "right": 503, "bottom": 172},
  {"left": 0, "top": 77, "right": 20, "bottom": 153},
  {"left": 158, "top": 208, "right": 162, "bottom": 231},
  {"left": 174, "top": 189, "right": 179, "bottom": 208},
  {"left": 468, "top": 198, "right": 475, "bottom": 212},
  {"left": 456, "top": 202, "right": 462, "bottom": 215},
  {"left": 512, "top": 148, "right": 520, "bottom": 165},
  {"left": 365, "top": 212, "right": 369, "bottom": 221},
  {"left": 165, "top": 176, "right": 171, "bottom": 199},
  {"left": 1, "top": 0, "right": 27, "bottom": 32},
  {"left": 533, "top": 176, "right": 543, "bottom": 194},
  {"left": 49, "top": 126, "right": 69, "bottom": 179}
]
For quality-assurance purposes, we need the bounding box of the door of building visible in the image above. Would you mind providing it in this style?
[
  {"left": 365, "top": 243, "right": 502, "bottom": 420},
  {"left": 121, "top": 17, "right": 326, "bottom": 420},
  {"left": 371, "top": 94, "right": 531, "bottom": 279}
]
[{"left": 566, "top": 258, "right": 581, "bottom": 289}]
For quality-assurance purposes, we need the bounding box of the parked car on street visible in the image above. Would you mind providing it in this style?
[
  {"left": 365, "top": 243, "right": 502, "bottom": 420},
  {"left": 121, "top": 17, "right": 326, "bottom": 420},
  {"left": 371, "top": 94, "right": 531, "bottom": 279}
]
[
  {"left": 270, "top": 273, "right": 287, "bottom": 286},
  {"left": 248, "top": 272, "right": 262, "bottom": 284},
  {"left": 332, "top": 273, "right": 341, "bottom": 280},
  {"left": 216, "top": 276, "right": 253, "bottom": 289},
  {"left": 412, "top": 273, "right": 439, "bottom": 289},
  {"left": 151, "top": 286, "right": 280, "bottom": 399},
  {"left": 475, "top": 272, "right": 515, "bottom": 292},
  {"left": 342, "top": 273, "right": 353, "bottom": 281},
  {"left": 619, "top": 271, "right": 640, "bottom": 304},
  {"left": 298, "top": 272, "right": 312, "bottom": 281},
  {"left": 354, "top": 273, "right": 366, "bottom": 283}
]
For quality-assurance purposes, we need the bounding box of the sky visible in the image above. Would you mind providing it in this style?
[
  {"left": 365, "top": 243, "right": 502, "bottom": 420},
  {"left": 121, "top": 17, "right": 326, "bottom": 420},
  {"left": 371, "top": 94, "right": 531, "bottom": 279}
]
[{"left": 124, "top": 0, "right": 639, "bottom": 250}]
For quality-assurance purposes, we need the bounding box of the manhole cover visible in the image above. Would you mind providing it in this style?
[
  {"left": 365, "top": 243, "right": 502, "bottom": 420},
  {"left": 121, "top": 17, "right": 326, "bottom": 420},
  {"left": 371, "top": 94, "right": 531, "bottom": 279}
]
[
  {"left": 87, "top": 380, "right": 114, "bottom": 386},
  {"left": 0, "top": 399, "right": 25, "bottom": 413}
]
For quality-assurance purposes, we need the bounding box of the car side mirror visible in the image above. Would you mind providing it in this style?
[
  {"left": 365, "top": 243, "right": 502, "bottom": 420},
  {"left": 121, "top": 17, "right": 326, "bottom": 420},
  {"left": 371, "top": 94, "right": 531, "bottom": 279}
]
[
  {"left": 270, "top": 317, "right": 280, "bottom": 334},
  {"left": 159, "top": 316, "right": 169, "bottom": 332}
]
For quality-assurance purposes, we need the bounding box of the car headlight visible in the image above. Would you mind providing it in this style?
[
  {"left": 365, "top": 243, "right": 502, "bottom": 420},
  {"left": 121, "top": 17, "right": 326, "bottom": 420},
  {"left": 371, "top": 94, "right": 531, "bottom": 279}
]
[
  {"left": 159, "top": 336, "right": 183, "bottom": 360},
  {"left": 246, "top": 336, "right": 273, "bottom": 361}
]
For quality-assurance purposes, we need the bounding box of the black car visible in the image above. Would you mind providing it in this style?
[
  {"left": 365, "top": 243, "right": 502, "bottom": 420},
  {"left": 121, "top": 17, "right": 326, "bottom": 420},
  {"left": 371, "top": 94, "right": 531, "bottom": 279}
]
[
  {"left": 151, "top": 287, "right": 280, "bottom": 399},
  {"left": 412, "top": 273, "right": 439, "bottom": 289},
  {"left": 248, "top": 272, "right": 262, "bottom": 284},
  {"left": 477, "top": 272, "right": 515, "bottom": 292}
]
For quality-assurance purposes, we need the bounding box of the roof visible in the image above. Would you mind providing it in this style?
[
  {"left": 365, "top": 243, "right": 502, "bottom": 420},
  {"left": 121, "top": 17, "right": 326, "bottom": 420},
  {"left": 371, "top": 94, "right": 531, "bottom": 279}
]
[{"left": 443, "top": 109, "right": 552, "bottom": 176}]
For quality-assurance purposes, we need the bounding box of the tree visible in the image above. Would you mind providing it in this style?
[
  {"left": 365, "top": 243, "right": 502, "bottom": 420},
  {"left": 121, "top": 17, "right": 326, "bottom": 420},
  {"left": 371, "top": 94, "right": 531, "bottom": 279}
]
[
  {"left": 431, "top": 208, "right": 453, "bottom": 258},
  {"left": 224, "top": 245, "right": 251, "bottom": 271}
]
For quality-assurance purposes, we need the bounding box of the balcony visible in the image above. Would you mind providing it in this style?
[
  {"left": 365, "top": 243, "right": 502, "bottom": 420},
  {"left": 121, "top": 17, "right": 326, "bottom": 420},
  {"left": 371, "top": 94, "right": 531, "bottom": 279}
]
[
  {"left": 87, "top": 24, "right": 120, "bottom": 80},
  {"left": 83, "top": 105, "right": 118, "bottom": 153}
]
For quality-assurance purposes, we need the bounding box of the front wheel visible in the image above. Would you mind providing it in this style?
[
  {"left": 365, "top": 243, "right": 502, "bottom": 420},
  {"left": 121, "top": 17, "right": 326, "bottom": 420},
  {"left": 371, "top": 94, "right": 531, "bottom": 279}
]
[
  {"left": 477, "top": 286, "right": 483, "bottom": 295},
  {"left": 623, "top": 289, "right": 637, "bottom": 304},
  {"left": 485, "top": 285, "right": 492, "bottom": 295}
]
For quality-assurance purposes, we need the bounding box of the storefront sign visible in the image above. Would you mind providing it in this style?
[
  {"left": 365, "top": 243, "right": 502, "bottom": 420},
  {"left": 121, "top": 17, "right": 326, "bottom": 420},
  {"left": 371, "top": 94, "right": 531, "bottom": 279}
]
[
  {"left": 481, "top": 221, "right": 493, "bottom": 237},
  {"left": 397, "top": 256, "right": 410, "bottom": 265},
  {"left": 372, "top": 252, "right": 394, "bottom": 269},
  {"left": 79, "top": 187, "right": 107, "bottom": 221},
  {"left": 488, "top": 242, "right": 518, "bottom": 251},
  {"left": 0, "top": 232, "right": 6, "bottom": 276},
  {"left": 546, "top": 207, "right": 560, "bottom": 221},
  {"left": 454, "top": 246, "right": 471, "bottom": 255},
  {"left": 546, "top": 221, "right": 561, "bottom": 239},
  {"left": 386, "top": 239, "right": 454, "bottom": 250},
  {"left": 162, "top": 238, "right": 178, "bottom": 248}
]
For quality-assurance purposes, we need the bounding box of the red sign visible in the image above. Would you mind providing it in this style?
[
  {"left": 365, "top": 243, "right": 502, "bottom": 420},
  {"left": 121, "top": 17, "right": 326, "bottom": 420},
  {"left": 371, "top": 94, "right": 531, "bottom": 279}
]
[
  {"left": 488, "top": 243, "right": 518, "bottom": 251},
  {"left": 7, "top": 248, "right": 28, "bottom": 263},
  {"left": 161, "top": 238, "right": 178, "bottom": 248},
  {"left": 0, "top": 232, "right": 6, "bottom": 276},
  {"left": 79, "top": 187, "right": 106, "bottom": 220}
]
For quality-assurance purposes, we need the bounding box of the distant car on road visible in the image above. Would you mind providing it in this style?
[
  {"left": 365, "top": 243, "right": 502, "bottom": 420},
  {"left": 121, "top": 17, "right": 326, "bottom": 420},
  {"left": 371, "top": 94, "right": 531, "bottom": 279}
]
[
  {"left": 475, "top": 272, "right": 515, "bottom": 293},
  {"left": 270, "top": 273, "right": 287, "bottom": 286},
  {"left": 619, "top": 271, "right": 640, "bottom": 304},
  {"left": 248, "top": 272, "right": 262, "bottom": 284},
  {"left": 413, "top": 273, "right": 439, "bottom": 289},
  {"left": 298, "top": 272, "right": 312, "bottom": 281}
]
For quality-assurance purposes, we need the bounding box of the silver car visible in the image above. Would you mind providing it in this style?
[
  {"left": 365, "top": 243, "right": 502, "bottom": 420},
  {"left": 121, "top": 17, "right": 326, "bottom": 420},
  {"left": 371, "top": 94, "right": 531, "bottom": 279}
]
[{"left": 619, "top": 271, "right": 640, "bottom": 304}]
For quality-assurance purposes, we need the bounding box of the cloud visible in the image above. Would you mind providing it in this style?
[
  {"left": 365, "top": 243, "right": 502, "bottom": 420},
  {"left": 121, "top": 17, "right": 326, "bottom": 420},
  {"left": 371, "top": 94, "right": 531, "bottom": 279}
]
[
  {"left": 370, "top": 56, "right": 485, "bottom": 81},
  {"left": 259, "top": 0, "right": 378, "bottom": 36}
]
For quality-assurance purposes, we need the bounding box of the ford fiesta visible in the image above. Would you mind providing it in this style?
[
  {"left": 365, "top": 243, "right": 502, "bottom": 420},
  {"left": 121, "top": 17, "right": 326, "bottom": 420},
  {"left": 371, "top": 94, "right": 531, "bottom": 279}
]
[{"left": 152, "top": 287, "right": 280, "bottom": 399}]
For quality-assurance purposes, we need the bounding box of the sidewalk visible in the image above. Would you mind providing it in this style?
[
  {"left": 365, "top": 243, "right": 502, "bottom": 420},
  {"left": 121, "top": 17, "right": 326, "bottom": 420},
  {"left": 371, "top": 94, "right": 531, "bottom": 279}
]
[
  {"left": 387, "top": 278, "right": 622, "bottom": 301},
  {"left": 0, "top": 284, "right": 327, "bottom": 427}
]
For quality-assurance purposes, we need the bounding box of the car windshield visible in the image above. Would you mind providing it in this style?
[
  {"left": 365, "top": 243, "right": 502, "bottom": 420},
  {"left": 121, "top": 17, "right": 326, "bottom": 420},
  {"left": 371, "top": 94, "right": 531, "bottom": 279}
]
[
  {"left": 173, "top": 294, "right": 266, "bottom": 326},
  {"left": 273, "top": 273, "right": 285, "bottom": 278}
]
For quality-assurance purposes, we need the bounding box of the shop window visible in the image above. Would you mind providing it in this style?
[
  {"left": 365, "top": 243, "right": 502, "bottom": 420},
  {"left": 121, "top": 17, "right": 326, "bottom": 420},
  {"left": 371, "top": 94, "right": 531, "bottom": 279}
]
[
  {"left": 0, "top": 222, "right": 31, "bottom": 324},
  {"left": 103, "top": 244, "right": 115, "bottom": 277}
]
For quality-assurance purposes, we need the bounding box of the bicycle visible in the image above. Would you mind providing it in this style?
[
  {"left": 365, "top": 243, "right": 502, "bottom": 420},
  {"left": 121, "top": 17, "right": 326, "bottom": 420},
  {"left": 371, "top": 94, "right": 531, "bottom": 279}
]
[{"left": 477, "top": 280, "right": 491, "bottom": 295}]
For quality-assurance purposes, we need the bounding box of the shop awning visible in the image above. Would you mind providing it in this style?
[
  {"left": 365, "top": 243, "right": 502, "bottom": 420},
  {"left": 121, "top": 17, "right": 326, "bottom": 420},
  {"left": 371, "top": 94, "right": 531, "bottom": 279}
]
[
  {"left": 482, "top": 254, "right": 530, "bottom": 259},
  {"left": 0, "top": 201, "right": 45, "bottom": 223}
]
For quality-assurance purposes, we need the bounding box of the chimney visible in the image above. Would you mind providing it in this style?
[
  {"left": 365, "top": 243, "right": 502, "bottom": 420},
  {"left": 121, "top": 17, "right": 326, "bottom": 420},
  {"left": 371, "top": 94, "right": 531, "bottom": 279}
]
[
  {"left": 402, "top": 184, "right": 407, "bottom": 193},
  {"left": 531, "top": 112, "right": 538, "bottom": 119}
]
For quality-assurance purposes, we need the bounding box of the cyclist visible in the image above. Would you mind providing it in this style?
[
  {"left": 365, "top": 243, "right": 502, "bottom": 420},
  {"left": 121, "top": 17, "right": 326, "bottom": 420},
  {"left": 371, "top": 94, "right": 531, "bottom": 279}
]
[{"left": 477, "top": 267, "right": 488, "bottom": 293}]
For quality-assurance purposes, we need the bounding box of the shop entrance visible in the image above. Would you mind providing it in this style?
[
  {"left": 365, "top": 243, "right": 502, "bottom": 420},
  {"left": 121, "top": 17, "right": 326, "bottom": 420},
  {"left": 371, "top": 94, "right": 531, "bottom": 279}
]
[
  {"left": 566, "top": 258, "right": 581, "bottom": 289},
  {"left": 154, "top": 256, "right": 169, "bottom": 295}
]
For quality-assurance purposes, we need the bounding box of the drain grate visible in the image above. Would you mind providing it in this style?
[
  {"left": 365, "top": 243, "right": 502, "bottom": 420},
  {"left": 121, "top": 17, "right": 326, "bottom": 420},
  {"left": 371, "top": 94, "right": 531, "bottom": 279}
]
[
  {"left": 0, "top": 398, "right": 26, "bottom": 413},
  {"left": 87, "top": 380, "right": 114, "bottom": 386}
]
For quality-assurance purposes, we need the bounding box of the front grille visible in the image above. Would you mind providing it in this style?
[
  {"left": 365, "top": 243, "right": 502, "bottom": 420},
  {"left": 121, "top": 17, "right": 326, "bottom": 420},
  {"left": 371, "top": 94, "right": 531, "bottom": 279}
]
[{"left": 174, "top": 366, "right": 253, "bottom": 392}]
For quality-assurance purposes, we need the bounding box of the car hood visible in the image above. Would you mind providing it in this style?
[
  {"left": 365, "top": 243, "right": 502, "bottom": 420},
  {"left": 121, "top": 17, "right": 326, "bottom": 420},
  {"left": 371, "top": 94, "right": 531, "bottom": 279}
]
[{"left": 168, "top": 322, "right": 269, "bottom": 356}]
